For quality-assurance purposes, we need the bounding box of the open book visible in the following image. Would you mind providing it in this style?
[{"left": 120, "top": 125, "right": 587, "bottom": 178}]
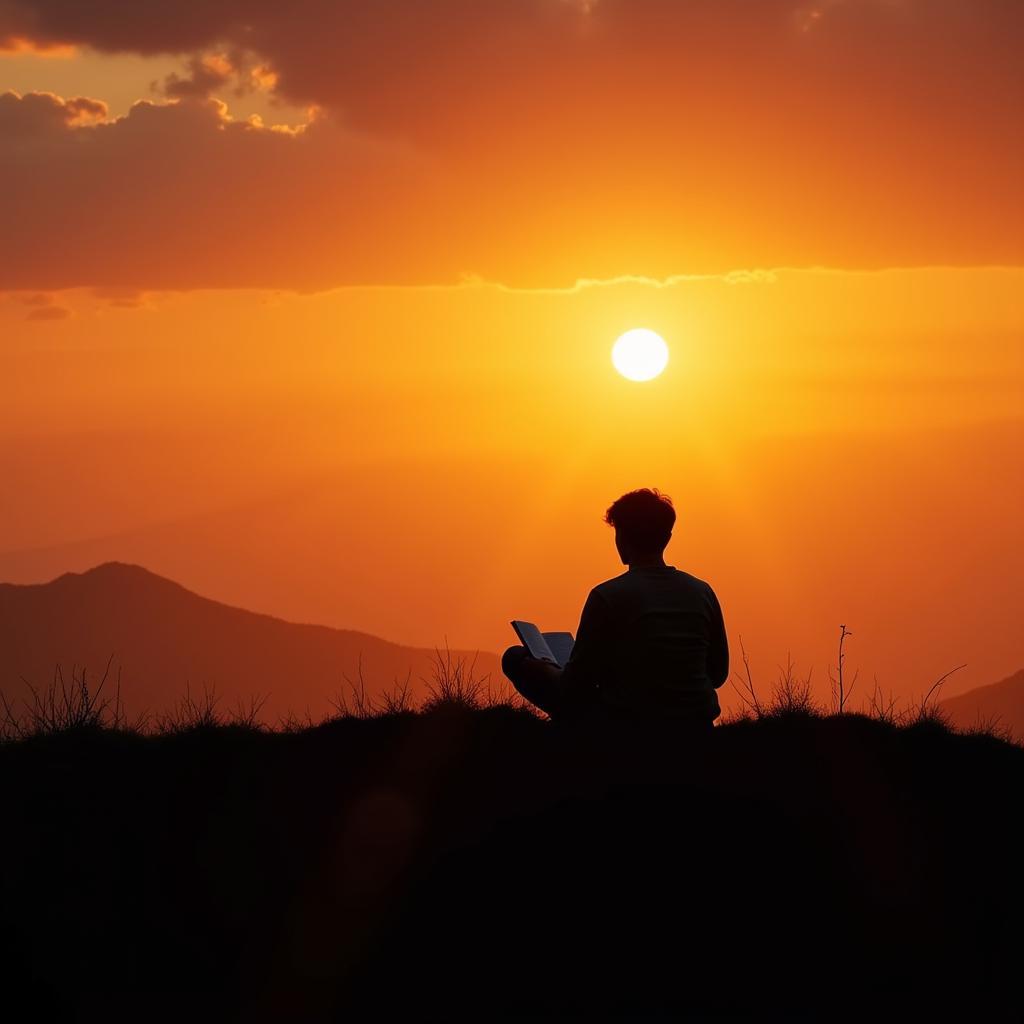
[{"left": 511, "top": 620, "right": 575, "bottom": 668}]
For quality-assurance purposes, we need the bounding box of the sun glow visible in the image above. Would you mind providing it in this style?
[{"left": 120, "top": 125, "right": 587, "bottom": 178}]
[{"left": 611, "top": 328, "right": 669, "bottom": 381}]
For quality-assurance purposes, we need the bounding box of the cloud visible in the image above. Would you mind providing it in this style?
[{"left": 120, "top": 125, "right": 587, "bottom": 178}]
[
  {"left": 90, "top": 285, "right": 147, "bottom": 308},
  {"left": 3, "top": 2, "right": 1021, "bottom": 137},
  {"left": 0, "top": 92, "right": 450, "bottom": 290},
  {"left": 15, "top": 289, "right": 71, "bottom": 318},
  {"left": 0, "top": 34, "right": 74, "bottom": 56},
  {"left": 26, "top": 303, "right": 70, "bottom": 320},
  {"left": 0, "top": 1, "right": 1022, "bottom": 289},
  {"left": 473, "top": 269, "right": 780, "bottom": 294},
  {"left": 0, "top": 89, "right": 107, "bottom": 136},
  {"left": 161, "top": 53, "right": 234, "bottom": 100}
]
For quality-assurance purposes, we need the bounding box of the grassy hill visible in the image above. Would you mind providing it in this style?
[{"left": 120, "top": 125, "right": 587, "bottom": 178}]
[{"left": 2, "top": 698, "right": 1021, "bottom": 1020}]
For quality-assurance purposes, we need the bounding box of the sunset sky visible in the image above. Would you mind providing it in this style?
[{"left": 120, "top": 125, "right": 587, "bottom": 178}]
[{"left": 2, "top": 0, "right": 1022, "bottom": 706}]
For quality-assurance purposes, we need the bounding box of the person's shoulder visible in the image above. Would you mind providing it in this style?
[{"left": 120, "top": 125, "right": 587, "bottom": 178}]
[
  {"left": 591, "top": 571, "right": 631, "bottom": 598},
  {"left": 671, "top": 568, "right": 719, "bottom": 598}
]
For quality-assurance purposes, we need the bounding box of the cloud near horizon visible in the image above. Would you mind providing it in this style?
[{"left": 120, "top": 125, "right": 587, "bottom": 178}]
[{"left": 1, "top": 0, "right": 1022, "bottom": 290}]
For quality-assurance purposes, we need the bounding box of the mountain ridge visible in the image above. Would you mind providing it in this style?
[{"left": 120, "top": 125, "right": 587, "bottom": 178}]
[
  {"left": 13, "top": 561, "right": 424, "bottom": 643},
  {"left": 940, "top": 667, "right": 1024, "bottom": 739},
  {"left": 0, "top": 562, "right": 501, "bottom": 722}
]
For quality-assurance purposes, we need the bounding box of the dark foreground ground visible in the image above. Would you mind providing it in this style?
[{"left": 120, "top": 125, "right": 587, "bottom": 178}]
[{"left": 3, "top": 707, "right": 1022, "bottom": 1021}]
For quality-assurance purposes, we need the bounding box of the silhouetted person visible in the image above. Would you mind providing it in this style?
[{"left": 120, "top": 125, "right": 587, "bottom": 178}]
[{"left": 503, "top": 488, "right": 728, "bottom": 727}]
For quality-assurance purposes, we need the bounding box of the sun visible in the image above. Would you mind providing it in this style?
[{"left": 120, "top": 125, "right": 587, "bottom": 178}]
[{"left": 611, "top": 328, "right": 669, "bottom": 381}]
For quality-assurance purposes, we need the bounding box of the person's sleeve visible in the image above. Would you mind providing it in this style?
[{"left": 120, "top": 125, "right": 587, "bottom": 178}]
[
  {"left": 707, "top": 586, "right": 730, "bottom": 689},
  {"left": 557, "top": 588, "right": 612, "bottom": 704}
]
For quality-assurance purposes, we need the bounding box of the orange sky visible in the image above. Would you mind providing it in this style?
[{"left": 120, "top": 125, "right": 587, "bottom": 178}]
[{"left": 2, "top": 1, "right": 1023, "bottom": 707}]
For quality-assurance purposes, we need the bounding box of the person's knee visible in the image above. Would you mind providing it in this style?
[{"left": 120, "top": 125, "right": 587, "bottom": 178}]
[{"left": 502, "top": 645, "right": 528, "bottom": 681}]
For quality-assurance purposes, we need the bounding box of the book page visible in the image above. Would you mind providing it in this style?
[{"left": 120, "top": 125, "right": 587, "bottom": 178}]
[
  {"left": 542, "top": 632, "right": 575, "bottom": 668},
  {"left": 510, "top": 620, "right": 556, "bottom": 662}
]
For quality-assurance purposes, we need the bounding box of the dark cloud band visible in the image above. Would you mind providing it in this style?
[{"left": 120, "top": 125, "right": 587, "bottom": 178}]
[{"left": 1, "top": 1, "right": 1022, "bottom": 289}]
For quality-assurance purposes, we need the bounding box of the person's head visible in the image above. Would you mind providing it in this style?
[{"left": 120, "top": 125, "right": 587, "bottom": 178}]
[{"left": 604, "top": 488, "right": 676, "bottom": 565}]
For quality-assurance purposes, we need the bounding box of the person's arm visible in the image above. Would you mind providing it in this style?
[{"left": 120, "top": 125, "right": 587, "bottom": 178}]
[
  {"left": 707, "top": 586, "right": 729, "bottom": 689},
  {"left": 557, "top": 588, "right": 612, "bottom": 707}
]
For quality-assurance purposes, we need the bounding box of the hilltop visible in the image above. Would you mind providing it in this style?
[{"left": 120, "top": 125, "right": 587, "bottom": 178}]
[
  {"left": 0, "top": 562, "right": 501, "bottom": 722},
  {"left": 2, "top": 706, "right": 1021, "bottom": 1020}
]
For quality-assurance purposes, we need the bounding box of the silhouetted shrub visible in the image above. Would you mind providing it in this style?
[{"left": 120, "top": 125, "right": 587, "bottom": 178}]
[
  {"left": 421, "top": 644, "right": 489, "bottom": 711},
  {"left": 0, "top": 656, "right": 129, "bottom": 738}
]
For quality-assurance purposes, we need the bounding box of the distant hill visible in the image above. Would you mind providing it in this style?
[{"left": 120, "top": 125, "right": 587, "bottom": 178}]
[
  {"left": 0, "top": 563, "right": 501, "bottom": 722},
  {"left": 941, "top": 668, "right": 1024, "bottom": 739}
]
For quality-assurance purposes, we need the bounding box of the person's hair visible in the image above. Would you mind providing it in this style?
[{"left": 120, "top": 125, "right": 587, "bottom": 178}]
[{"left": 604, "top": 488, "right": 676, "bottom": 552}]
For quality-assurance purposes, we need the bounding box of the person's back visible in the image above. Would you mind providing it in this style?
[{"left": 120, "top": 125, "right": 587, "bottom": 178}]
[
  {"left": 502, "top": 488, "right": 729, "bottom": 725},
  {"left": 576, "top": 565, "right": 727, "bottom": 720}
]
